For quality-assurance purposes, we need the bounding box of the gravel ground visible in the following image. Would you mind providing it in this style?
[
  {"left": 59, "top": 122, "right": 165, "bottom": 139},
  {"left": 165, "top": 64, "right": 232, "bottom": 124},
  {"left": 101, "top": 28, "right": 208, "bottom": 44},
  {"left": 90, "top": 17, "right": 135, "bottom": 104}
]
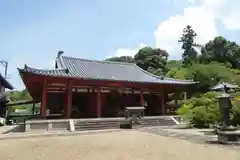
[{"left": 0, "top": 130, "right": 239, "bottom": 160}]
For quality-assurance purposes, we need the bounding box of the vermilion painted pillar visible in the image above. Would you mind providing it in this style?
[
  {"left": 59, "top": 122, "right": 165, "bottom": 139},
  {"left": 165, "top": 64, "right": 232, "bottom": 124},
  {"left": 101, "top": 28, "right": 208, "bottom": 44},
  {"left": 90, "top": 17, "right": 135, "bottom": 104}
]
[
  {"left": 66, "top": 81, "right": 72, "bottom": 118},
  {"left": 97, "top": 87, "right": 101, "bottom": 118},
  {"left": 140, "top": 89, "right": 144, "bottom": 107},
  {"left": 41, "top": 78, "right": 47, "bottom": 118}
]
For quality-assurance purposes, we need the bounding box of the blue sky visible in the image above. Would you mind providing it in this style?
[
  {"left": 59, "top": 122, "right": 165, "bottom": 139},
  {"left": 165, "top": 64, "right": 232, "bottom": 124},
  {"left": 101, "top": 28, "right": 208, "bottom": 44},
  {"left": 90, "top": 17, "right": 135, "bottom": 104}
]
[{"left": 0, "top": 0, "right": 240, "bottom": 90}]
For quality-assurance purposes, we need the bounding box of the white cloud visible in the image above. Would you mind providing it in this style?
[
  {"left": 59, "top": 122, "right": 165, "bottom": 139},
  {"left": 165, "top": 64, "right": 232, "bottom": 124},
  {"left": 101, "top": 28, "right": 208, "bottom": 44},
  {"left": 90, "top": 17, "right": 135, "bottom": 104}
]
[
  {"left": 107, "top": 43, "right": 148, "bottom": 58},
  {"left": 155, "top": 0, "right": 240, "bottom": 59}
]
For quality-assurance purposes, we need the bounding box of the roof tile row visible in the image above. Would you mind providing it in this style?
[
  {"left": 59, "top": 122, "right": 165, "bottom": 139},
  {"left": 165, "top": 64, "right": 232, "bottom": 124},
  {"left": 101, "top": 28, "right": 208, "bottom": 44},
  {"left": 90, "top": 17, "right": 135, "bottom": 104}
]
[{"left": 19, "top": 55, "right": 196, "bottom": 85}]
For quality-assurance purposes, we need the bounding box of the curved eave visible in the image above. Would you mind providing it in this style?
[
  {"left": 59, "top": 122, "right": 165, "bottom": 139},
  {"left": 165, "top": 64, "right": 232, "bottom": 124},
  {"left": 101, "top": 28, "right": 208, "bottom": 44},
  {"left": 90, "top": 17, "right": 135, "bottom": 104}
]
[{"left": 17, "top": 65, "right": 197, "bottom": 86}]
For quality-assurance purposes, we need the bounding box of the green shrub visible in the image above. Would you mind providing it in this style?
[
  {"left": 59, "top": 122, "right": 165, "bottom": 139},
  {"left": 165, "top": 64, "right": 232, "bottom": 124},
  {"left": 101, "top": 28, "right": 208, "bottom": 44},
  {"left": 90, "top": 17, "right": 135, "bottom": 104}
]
[
  {"left": 191, "top": 106, "right": 210, "bottom": 128},
  {"left": 230, "top": 104, "right": 240, "bottom": 126},
  {"left": 191, "top": 104, "right": 221, "bottom": 128},
  {"left": 177, "top": 91, "right": 240, "bottom": 128},
  {"left": 177, "top": 91, "right": 221, "bottom": 128}
]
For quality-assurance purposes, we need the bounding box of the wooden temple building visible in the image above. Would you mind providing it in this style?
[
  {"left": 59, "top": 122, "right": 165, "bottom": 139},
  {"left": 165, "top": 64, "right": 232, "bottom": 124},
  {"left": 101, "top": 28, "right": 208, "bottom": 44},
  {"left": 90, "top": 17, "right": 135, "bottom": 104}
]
[{"left": 18, "top": 51, "right": 196, "bottom": 119}]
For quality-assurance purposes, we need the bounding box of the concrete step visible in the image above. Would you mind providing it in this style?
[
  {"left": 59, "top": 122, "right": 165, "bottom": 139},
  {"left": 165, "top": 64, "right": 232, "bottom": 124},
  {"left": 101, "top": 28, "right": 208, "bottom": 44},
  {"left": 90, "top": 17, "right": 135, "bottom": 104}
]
[
  {"left": 75, "top": 121, "right": 174, "bottom": 128},
  {"left": 75, "top": 125, "right": 119, "bottom": 131},
  {"left": 74, "top": 121, "right": 122, "bottom": 125},
  {"left": 145, "top": 120, "right": 175, "bottom": 123},
  {"left": 75, "top": 122, "right": 121, "bottom": 131},
  {"left": 75, "top": 123, "right": 120, "bottom": 128},
  {"left": 73, "top": 117, "right": 176, "bottom": 131},
  {"left": 142, "top": 120, "right": 175, "bottom": 124},
  {"left": 142, "top": 122, "right": 175, "bottom": 126}
]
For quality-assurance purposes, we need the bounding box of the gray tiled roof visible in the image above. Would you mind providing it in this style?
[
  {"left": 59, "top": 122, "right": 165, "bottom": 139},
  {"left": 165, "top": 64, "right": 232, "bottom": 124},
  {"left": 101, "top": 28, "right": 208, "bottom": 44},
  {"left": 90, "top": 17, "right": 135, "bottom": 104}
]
[
  {"left": 211, "top": 82, "right": 239, "bottom": 90},
  {"left": 23, "top": 65, "right": 69, "bottom": 77},
  {"left": 19, "top": 55, "right": 196, "bottom": 85}
]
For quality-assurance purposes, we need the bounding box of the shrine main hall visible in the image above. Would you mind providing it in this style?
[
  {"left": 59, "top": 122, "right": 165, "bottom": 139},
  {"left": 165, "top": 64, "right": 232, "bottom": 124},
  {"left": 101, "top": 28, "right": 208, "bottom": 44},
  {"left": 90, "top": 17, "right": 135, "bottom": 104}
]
[{"left": 18, "top": 51, "right": 195, "bottom": 119}]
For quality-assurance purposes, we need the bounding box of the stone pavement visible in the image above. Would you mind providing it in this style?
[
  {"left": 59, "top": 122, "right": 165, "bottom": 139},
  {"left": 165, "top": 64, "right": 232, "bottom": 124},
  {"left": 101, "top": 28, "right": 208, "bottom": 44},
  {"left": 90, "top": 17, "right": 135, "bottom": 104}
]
[
  {"left": 0, "top": 125, "right": 17, "bottom": 134},
  {"left": 137, "top": 126, "right": 240, "bottom": 151}
]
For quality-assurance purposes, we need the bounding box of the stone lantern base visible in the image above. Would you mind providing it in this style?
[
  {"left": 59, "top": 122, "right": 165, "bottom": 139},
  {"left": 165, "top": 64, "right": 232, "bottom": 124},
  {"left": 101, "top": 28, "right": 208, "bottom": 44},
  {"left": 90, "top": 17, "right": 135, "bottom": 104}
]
[{"left": 217, "top": 125, "right": 240, "bottom": 144}]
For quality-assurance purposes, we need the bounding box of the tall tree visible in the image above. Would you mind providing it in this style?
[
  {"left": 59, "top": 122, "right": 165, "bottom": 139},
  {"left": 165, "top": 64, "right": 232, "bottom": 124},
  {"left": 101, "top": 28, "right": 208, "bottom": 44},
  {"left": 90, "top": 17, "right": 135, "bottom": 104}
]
[
  {"left": 134, "top": 47, "right": 169, "bottom": 76},
  {"left": 200, "top": 36, "right": 240, "bottom": 68},
  {"left": 178, "top": 25, "right": 200, "bottom": 66}
]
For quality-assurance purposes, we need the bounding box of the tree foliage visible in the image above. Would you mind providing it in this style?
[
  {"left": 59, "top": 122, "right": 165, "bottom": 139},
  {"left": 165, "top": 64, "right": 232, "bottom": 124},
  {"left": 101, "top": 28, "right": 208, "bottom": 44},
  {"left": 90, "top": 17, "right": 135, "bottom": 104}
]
[
  {"left": 187, "top": 63, "right": 235, "bottom": 92},
  {"left": 200, "top": 36, "right": 240, "bottom": 68},
  {"left": 106, "top": 31, "right": 240, "bottom": 93},
  {"left": 105, "top": 56, "right": 135, "bottom": 63},
  {"left": 106, "top": 47, "right": 169, "bottom": 76},
  {"left": 178, "top": 25, "right": 200, "bottom": 66},
  {"left": 165, "top": 67, "right": 189, "bottom": 80},
  {"left": 7, "top": 89, "right": 32, "bottom": 102},
  {"left": 134, "top": 47, "right": 169, "bottom": 76}
]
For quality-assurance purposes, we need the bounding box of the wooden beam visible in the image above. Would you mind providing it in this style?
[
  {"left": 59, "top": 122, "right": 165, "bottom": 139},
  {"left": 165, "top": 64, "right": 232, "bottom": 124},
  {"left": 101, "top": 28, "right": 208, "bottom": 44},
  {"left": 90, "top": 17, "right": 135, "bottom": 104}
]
[
  {"left": 96, "top": 87, "right": 101, "bottom": 118},
  {"left": 41, "top": 78, "right": 47, "bottom": 118}
]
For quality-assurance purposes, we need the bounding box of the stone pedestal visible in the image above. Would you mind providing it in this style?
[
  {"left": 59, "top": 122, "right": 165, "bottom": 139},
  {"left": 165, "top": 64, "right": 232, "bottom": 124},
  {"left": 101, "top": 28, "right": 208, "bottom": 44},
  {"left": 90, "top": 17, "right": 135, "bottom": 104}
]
[
  {"left": 120, "top": 120, "right": 132, "bottom": 129},
  {"left": 217, "top": 126, "right": 240, "bottom": 144},
  {"left": 121, "top": 106, "right": 145, "bottom": 129}
]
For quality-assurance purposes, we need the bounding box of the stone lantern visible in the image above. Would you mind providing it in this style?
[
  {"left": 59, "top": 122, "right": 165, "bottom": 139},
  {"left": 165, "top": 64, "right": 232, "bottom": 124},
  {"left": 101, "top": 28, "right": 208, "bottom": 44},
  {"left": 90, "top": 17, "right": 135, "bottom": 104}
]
[
  {"left": 212, "top": 83, "right": 240, "bottom": 144},
  {"left": 216, "top": 92, "right": 234, "bottom": 130}
]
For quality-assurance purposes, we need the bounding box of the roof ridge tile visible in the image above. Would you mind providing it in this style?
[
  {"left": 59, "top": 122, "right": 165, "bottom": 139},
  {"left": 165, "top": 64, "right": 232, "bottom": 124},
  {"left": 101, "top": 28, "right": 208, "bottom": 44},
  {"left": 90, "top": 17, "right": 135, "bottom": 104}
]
[{"left": 62, "top": 56, "right": 135, "bottom": 66}]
